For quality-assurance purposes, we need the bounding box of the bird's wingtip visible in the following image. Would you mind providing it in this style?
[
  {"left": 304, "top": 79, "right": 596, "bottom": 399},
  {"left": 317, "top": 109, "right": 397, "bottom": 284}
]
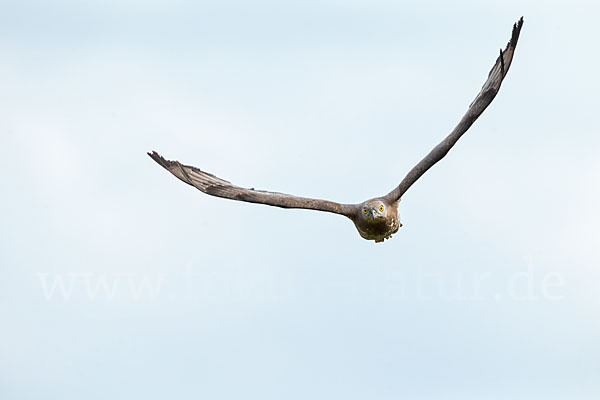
[
  {"left": 147, "top": 150, "right": 170, "bottom": 168},
  {"left": 511, "top": 16, "right": 524, "bottom": 44}
]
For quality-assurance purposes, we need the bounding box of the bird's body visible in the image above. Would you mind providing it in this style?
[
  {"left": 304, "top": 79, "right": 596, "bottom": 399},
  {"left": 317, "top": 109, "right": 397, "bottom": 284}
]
[
  {"left": 352, "top": 199, "right": 401, "bottom": 242},
  {"left": 148, "top": 17, "right": 524, "bottom": 243}
]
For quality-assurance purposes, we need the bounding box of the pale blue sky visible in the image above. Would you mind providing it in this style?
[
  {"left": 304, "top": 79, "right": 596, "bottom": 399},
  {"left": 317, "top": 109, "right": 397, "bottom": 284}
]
[{"left": 1, "top": 1, "right": 599, "bottom": 399}]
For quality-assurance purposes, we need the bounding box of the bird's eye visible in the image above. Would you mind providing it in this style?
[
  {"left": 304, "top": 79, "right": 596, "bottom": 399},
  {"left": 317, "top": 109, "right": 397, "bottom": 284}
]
[
  {"left": 362, "top": 208, "right": 367, "bottom": 214},
  {"left": 379, "top": 205, "right": 384, "bottom": 212}
]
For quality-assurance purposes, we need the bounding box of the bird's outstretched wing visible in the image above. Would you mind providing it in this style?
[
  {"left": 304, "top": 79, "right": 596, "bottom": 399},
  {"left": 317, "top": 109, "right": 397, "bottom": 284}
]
[
  {"left": 384, "top": 17, "right": 524, "bottom": 203},
  {"left": 148, "top": 151, "right": 356, "bottom": 216}
]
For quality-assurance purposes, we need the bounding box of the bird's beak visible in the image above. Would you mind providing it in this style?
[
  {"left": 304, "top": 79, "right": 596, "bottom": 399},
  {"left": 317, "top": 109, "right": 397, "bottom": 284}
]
[{"left": 370, "top": 210, "right": 377, "bottom": 219}]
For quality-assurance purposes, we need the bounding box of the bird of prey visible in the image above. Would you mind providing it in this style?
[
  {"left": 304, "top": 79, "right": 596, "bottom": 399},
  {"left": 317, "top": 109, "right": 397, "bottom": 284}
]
[{"left": 149, "top": 17, "right": 523, "bottom": 243}]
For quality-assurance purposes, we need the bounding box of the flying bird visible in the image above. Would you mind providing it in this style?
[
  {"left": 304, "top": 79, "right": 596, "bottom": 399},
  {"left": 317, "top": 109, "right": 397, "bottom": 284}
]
[{"left": 149, "top": 17, "right": 524, "bottom": 243}]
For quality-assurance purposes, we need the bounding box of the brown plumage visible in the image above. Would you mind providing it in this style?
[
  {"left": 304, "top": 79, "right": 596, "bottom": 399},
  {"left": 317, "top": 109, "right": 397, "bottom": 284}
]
[{"left": 149, "top": 17, "right": 524, "bottom": 243}]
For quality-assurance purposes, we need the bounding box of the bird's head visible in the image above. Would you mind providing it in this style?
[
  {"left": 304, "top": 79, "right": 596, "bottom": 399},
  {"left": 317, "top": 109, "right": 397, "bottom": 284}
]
[{"left": 359, "top": 199, "right": 388, "bottom": 222}]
